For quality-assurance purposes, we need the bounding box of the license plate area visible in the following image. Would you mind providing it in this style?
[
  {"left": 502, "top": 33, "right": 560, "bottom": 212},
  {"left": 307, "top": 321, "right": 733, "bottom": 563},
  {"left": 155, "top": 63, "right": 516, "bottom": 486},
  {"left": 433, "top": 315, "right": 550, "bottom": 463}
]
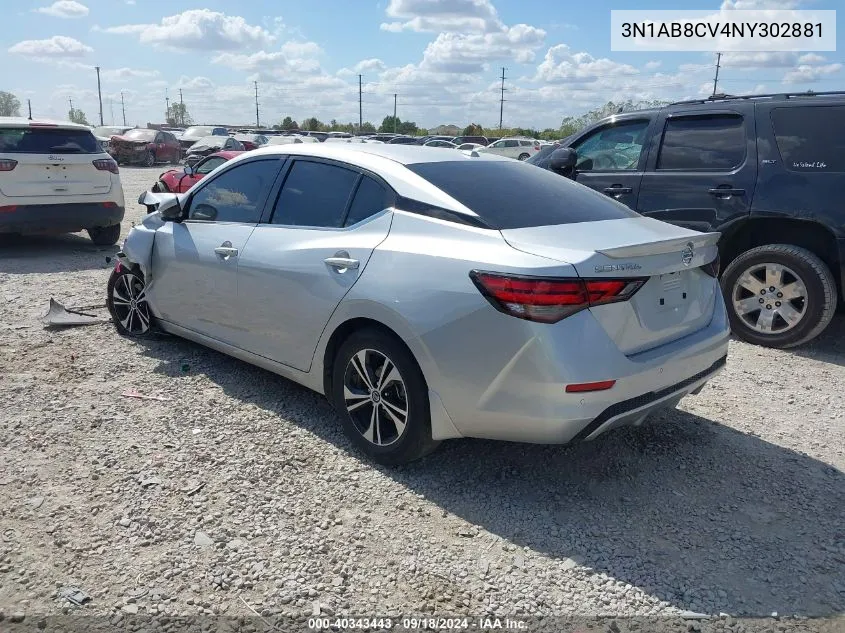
[{"left": 658, "top": 271, "right": 689, "bottom": 310}]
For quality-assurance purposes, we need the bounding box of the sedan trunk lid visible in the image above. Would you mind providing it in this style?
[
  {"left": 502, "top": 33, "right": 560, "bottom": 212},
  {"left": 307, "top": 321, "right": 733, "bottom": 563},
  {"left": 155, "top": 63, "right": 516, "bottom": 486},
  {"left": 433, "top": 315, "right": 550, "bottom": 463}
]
[{"left": 501, "top": 217, "right": 721, "bottom": 355}]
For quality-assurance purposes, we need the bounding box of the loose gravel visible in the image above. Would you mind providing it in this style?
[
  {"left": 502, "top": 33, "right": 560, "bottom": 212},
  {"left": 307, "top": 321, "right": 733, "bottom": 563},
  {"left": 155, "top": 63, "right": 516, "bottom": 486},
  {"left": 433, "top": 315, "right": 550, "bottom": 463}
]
[{"left": 1, "top": 167, "right": 844, "bottom": 632}]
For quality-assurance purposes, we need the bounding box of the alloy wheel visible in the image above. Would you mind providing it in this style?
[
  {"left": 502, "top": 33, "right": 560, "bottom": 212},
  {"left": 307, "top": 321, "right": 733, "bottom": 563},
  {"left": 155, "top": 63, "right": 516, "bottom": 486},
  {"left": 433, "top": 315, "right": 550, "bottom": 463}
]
[
  {"left": 731, "top": 262, "right": 808, "bottom": 334},
  {"left": 342, "top": 349, "right": 408, "bottom": 446},
  {"left": 111, "top": 273, "right": 151, "bottom": 334}
]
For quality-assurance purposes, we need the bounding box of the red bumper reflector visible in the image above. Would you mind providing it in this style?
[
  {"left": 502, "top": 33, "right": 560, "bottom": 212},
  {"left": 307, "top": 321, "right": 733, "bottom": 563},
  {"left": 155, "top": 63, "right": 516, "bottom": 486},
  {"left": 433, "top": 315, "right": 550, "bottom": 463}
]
[
  {"left": 565, "top": 380, "right": 616, "bottom": 393},
  {"left": 0, "top": 205, "right": 18, "bottom": 213},
  {"left": 101, "top": 201, "right": 118, "bottom": 208}
]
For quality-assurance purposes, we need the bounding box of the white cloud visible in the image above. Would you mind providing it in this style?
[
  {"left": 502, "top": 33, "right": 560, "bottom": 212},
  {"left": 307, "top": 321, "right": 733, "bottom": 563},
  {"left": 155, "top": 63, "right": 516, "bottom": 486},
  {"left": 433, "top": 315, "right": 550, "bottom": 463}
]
[
  {"left": 338, "top": 58, "right": 387, "bottom": 76},
  {"left": 34, "top": 1, "right": 89, "bottom": 18},
  {"left": 8, "top": 35, "right": 92, "bottom": 58},
  {"left": 797, "top": 53, "right": 827, "bottom": 65},
  {"left": 101, "top": 67, "right": 160, "bottom": 81},
  {"left": 720, "top": 0, "right": 803, "bottom": 8},
  {"left": 644, "top": 61, "right": 662, "bottom": 70},
  {"left": 101, "top": 10, "right": 273, "bottom": 51},
  {"left": 783, "top": 63, "right": 843, "bottom": 84},
  {"left": 212, "top": 40, "right": 322, "bottom": 77},
  {"left": 533, "top": 45, "right": 639, "bottom": 84},
  {"left": 382, "top": 0, "right": 501, "bottom": 33}
]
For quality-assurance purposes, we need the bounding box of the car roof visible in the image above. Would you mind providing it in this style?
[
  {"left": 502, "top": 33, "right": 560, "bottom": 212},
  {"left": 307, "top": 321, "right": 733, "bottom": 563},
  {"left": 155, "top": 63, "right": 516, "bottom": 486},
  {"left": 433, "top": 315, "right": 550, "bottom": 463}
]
[
  {"left": 0, "top": 117, "right": 92, "bottom": 130},
  {"left": 214, "top": 151, "right": 245, "bottom": 159},
  {"left": 244, "top": 142, "right": 514, "bottom": 166}
]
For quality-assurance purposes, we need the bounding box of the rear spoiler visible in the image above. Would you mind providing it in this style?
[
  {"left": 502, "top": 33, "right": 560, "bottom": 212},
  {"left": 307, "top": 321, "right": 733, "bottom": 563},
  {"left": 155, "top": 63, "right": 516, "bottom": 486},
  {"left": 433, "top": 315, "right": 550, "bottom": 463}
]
[{"left": 596, "top": 232, "right": 721, "bottom": 259}]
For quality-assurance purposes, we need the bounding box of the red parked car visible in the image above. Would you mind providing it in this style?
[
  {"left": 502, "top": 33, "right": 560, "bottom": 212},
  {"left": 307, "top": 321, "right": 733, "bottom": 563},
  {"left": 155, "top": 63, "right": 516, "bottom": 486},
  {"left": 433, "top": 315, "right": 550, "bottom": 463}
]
[
  {"left": 151, "top": 150, "right": 244, "bottom": 193},
  {"left": 232, "top": 133, "right": 268, "bottom": 150},
  {"left": 111, "top": 129, "right": 181, "bottom": 167}
]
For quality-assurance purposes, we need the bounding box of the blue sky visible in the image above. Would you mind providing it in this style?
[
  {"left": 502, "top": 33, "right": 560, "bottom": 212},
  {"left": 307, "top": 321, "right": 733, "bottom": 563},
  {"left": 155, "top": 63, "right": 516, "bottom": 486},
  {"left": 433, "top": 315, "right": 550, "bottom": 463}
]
[{"left": 3, "top": 0, "right": 843, "bottom": 129}]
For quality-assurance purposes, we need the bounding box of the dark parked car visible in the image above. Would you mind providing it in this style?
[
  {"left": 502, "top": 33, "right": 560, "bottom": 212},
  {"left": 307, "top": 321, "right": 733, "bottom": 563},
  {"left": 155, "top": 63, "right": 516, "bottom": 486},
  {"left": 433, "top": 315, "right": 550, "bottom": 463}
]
[
  {"left": 303, "top": 131, "right": 329, "bottom": 142},
  {"left": 178, "top": 126, "right": 228, "bottom": 154},
  {"left": 111, "top": 129, "right": 181, "bottom": 166},
  {"left": 184, "top": 136, "right": 245, "bottom": 167},
  {"left": 452, "top": 135, "right": 489, "bottom": 146},
  {"left": 539, "top": 91, "right": 845, "bottom": 348},
  {"left": 387, "top": 136, "right": 419, "bottom": 145}
]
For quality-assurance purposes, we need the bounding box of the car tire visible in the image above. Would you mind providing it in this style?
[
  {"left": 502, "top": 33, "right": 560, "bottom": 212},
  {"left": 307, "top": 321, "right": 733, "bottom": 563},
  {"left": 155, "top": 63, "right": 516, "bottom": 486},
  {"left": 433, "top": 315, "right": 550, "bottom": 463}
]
[
  {"left": 107, "top": 266, "right": 154, "bottom": 337},
  {"left": 151, "top": 180, "right": 170, "bottom": 193},
  {"left": 330, "top": 328, "right": 439, "bottom": 465},
  {"left": 518, "top": 153, "right": 530, "bottom": 161},
  {"left": 720, "top": 244, "right": 837, "bottom": 349},
  {"left": 143, "top": 151, "right": 155, "bottom": 167},
  {"left": 87, "top": 224, "right": 121, "bottom": 246}
]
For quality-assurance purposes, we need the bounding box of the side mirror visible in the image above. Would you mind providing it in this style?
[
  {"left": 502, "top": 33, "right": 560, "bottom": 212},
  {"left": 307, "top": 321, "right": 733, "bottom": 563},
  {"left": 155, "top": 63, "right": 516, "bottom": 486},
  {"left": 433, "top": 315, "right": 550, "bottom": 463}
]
[
  {"left": 184, "top": 165, "right": 195, "bottom": 176},
  {"left": 549, "top": 147, "right": 577, "bottom": 178},
  {"left": 138, "top": 191, "right": 182, "bottom": 221}
]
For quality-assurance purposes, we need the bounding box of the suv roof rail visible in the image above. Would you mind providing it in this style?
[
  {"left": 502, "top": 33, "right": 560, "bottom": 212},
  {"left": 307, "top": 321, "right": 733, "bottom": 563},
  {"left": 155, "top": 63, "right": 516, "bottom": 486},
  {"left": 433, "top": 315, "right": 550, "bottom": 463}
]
[{"left": 670, "top": 90, "right": 845, "bottom": 106}]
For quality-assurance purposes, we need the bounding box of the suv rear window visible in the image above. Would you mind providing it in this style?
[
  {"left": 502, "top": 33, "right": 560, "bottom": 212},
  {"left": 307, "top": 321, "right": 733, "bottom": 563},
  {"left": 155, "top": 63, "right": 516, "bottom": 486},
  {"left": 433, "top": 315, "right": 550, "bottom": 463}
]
[
  {"left": 657, "top": 114, "right": 745, "bottom": 170},
  {"left": 406, "top": 160, "right": 639, "bottom": 229},
  {"left": 771, "top": 105, "right": 845, "bottom": 172},
  {"left": 0, "top": 127, "right": 100, "bottom": 154}
]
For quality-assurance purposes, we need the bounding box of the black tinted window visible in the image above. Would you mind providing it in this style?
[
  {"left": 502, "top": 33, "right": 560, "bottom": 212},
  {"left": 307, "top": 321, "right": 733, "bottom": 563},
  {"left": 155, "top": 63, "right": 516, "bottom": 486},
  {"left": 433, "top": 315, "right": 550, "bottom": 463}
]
[
  {"left": 0, "top": 127, "right": 100, "bottom": 154},
  {"left": 345, "top": 176, "right": 393, "bottom": 226},
  {"left": 772, "top": 105, "right": 845, "bottom": 172},
  {"left": 188, "top": 159, "right": 279, "bottom": 223},
  {"left": 406, "top": 161, "right": 640, "bottom": 229},
  {"left": 272, "top": 161, "right": 359, "bottom": 227},
  {"left": 657, "top": 115, "right": 745, "bottom": 170}
]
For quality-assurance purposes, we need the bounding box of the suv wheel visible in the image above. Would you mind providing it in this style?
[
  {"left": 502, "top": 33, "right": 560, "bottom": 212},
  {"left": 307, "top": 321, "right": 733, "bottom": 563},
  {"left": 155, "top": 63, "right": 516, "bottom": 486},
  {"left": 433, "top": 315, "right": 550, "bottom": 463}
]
[
  {"left": 518, "top": 153, "right": 530, "bottom": 161},
  {"left": 143, "top": 151, "right": 155, "bottom": 167},
  {"left": 87, "top": 224, "right": 121, "bottom": 246},
  {"left": 107, "top": 266, "right": 153, "bottom": 337},
  {"left": 720, "top": 244, "right": 837, "bottom": 348},
  {"left": 330, "top": 329, "right": 439, "bottom": 465}
]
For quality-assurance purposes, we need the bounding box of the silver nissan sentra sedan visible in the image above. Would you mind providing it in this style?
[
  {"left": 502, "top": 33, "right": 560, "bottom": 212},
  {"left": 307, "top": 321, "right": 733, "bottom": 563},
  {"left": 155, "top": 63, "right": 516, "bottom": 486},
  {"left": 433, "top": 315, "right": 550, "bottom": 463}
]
[{"left": 110, "top": 144, "right": 729, "bottom": 465}]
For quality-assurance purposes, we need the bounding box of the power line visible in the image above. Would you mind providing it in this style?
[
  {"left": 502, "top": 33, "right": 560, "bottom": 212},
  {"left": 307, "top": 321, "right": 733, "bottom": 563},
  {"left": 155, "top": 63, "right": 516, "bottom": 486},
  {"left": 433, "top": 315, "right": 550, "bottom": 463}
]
[
  {"left": 499, "top": 67, "right": 507, "bottom": 130},
  {"left": 712, "top": 52, "right": 723, "bottom": 95}
]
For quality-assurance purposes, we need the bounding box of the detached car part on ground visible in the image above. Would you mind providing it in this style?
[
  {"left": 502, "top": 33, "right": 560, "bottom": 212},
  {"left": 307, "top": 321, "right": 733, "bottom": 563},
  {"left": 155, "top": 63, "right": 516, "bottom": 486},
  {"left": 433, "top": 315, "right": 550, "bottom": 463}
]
[
  {"left": 152, "top": 151, "right": 244, "bottom": 193},
  {"left": 0, "top": 118, "right": 125, "bottom": 245},
  {"left": 530, "top": 92, "right": 845, "bottom": 349},
  {"left": 108, "top": 144, "right": 728, "bottom": 465}
]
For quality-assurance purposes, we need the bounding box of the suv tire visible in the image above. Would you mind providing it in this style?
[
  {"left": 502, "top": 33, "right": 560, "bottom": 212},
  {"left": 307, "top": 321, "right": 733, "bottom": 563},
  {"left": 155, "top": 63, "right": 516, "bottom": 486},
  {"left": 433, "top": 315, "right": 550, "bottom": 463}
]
[
  {"left": 87, "top": 224, "right": 121, "bottom": 246},
  {"left": 518, "top": 153, "right": 530, "bottom": 161},
  {"left": 721, "top": 244, "right": 837, "bottom": 349},
  {"left": 330, "top": 328, "right": 439, "bottom": 465},
  {"left": 143, "top": 151, "right": 155, "bottom": 167}
]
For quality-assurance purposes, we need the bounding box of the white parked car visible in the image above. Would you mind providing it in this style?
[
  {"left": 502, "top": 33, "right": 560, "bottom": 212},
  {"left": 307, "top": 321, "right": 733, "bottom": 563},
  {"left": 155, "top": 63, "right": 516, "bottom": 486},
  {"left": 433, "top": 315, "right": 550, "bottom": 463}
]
[
  {"left": 456, "top": 142, "right": 485, "bottom": 151},
  {"left": 266, "top": 135, "right": 319, "bottom": 146},
  {"left": 424, "top": 140, "right": 457, "bottom": 148},
  {"left": 0, "top": 118, "right": 125, "bottom": 245},
  {"left": 479, "top": 137, "right": 542, "bottom": 161}
]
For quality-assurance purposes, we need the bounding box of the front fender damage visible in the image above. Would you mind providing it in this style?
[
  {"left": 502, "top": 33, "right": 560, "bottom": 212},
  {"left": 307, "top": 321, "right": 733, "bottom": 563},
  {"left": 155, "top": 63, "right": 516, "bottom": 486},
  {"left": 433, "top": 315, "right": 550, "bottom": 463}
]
[{"left": 119, "top": 211, "right": 164, "bottom": 281}]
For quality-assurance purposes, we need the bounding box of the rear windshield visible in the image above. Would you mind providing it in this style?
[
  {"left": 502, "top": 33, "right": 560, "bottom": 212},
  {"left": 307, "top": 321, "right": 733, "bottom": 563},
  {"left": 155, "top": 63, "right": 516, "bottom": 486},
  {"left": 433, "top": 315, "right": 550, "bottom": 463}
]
[
  {"left": 0, "top": 127, "right": 100, "bottom": 154},
  {"left": 406, "top": 160, "right": 640, "bottom": 229},
  {"left": 122, "top": 129, "right": 156, "bottom": 141},
  {"left": 771, "top": 105, "right": 845, "bottom": 173}
]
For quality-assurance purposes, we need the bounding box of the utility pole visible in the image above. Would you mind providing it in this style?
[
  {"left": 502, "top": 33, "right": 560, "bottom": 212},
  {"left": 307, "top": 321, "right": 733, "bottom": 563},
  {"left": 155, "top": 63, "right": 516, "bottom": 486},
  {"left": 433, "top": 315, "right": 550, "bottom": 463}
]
[
  {"left": 358, "top": 74, "right": 363, "bottom": 133},
  {"left": 27, "top": 99, "right": 32, "bottom": 120},
  {"left": 68, "top": 97, "right": 73, "bottom": 112},
  {"left": 498, "top": 67, "right": 507, "bottom": 130},
  {"left": 393, "top": 93, "right": 397, "bottom": 133},
  {"left": 253, "top": 81, "right": 259, "bottom": 128},
  {"left": 95, "top": 66, "right": 104, "bottom": 126},
  {"left": 109, "top": 98, "right": 115, "bottom": 125},
  {"left": 121, "top": 91, "right": 126, "bottom": 126},
  {"left": 179, "top": 88, "right": 184, "bottom": 126},
  {"left": 165, "top": 89, "right": 170, "bottom": 123},
  {"left": 712, "top": 52, "right": 722, "bottom": 96}
]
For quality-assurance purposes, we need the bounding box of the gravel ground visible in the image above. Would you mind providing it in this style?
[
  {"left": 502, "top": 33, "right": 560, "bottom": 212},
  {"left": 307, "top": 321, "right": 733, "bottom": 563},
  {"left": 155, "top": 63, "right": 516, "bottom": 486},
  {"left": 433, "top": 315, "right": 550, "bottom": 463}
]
[{"left": 1, "top": 166, "right": 844, "bottom": 632}]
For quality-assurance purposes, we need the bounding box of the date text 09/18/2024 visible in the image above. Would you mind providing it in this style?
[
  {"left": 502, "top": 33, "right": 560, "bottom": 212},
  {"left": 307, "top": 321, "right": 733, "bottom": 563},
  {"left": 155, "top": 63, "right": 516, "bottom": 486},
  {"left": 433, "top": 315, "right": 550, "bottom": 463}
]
[{"left": 307, "top": 617, "right": 529, "bottom": 630}]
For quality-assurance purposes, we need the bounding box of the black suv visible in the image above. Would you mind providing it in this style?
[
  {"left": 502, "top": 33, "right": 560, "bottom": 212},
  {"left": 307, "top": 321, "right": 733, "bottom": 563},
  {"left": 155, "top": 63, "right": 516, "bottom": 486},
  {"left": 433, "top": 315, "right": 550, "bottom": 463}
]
[{"left": 538, "top": 92, "right": 845, "bottom": 348}]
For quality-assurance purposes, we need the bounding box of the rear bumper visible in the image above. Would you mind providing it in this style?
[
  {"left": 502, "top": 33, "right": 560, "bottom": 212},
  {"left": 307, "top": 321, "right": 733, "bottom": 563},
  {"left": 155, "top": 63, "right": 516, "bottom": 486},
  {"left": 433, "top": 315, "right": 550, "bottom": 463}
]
[
  {"left": 0, "top": 203, "right": 125, "bottom": 234},
  {"left": 113, "top": 148, "right": 150, "bottom": 164}
]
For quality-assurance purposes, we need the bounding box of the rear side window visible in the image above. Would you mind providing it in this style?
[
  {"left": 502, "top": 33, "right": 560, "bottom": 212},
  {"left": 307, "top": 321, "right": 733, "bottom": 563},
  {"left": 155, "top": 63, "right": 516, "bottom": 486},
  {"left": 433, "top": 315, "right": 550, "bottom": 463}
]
[
  {"left": 188, "top": 159, "right": 280, "bottom": 223},
  {"left": 771, "top": 105, "right": 845, "bottom": 172},
  {"left": 345, "top": 176, "right": 393, "bottom": 227},
  {"left": 271, "top": 160, "right": 359, "bottom": 227},
  {"left": 657, "top": 114, "right": 745, "bottom": 170},
  {"left": 0, "top": 127, "right": 100, "bottom": 154},
  {"left": 406, "top": 160, "right": 640, "bottom": 229}
]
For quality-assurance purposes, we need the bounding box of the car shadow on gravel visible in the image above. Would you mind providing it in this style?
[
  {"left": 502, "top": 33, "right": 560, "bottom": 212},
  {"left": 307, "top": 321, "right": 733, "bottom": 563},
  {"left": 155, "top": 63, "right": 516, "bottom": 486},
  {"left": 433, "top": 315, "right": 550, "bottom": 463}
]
[
  {"left": 0, "top": 233, "right": 118, "bottom": 274},
  {"left": 789, "top": 314, "right": 845, "bottom": 367},
  {"left": 137, "top": 335, "right": 845, "bottom": 619}
]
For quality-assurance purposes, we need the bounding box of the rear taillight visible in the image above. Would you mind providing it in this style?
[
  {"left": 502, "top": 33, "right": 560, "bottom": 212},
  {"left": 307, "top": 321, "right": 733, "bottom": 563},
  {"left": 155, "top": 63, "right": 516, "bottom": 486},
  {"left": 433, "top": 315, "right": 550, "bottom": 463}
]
[
  {"left": 0, "top": 205, "right": 18, "bottom": 213},
  {"left": 470, "top": 271, "right": 646, "bottom": 323},
  {"left": 93, "top": 158, "right": 119, "bottom": 174},
  {"left": 702, "top": 252, "right": 721, "bottom": 278},
  {"left": 0, "top": 159, "right": 18, "bottom": 171}
]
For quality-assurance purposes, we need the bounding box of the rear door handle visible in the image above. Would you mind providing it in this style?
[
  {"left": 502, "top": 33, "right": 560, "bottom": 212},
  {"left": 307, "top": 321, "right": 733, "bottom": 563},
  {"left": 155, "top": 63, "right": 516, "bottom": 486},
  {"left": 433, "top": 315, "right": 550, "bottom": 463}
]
[
  {"left": 708, "top": 187, "right": 745, "bottom": 197},
  {"left": 603, "top": 185, "right": 633, "bottom": 196},
  {"left": 324, "top": 257, "right": 360, "bottom": 271}
]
